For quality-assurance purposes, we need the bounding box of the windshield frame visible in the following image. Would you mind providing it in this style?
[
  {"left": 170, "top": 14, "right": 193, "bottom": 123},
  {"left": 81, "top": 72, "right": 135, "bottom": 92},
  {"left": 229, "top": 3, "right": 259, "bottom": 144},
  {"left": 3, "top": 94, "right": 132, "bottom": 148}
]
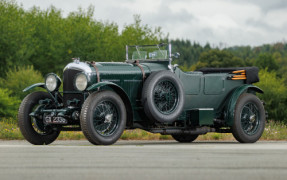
[{"left": 125, "top": 43, "right": 171, "bottom": 61}]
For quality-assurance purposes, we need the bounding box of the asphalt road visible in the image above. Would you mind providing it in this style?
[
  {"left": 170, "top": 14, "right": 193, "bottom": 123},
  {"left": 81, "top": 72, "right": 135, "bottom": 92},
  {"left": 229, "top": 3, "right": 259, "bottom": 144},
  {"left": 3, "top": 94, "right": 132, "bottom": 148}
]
[{"left": 0, "top": 140, "right": 287, "bottom": 180}]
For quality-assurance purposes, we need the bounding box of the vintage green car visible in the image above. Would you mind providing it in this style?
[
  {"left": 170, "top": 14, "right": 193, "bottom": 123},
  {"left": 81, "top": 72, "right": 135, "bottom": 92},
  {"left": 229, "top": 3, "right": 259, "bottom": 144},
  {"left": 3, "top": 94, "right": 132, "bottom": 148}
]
[{"left": 18, "top": 44, "right": 266, "bottom": 145}]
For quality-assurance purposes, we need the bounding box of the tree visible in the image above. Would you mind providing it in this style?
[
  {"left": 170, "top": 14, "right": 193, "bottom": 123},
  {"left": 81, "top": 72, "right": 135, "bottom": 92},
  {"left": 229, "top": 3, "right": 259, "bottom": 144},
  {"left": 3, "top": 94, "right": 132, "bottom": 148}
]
[
  {"left": 256, "top": 69, "right": 287, "bottom": 123},
  {"left": 0, "top": 0, "right": 35, "bottom": 77},
  {"left": 170, "top": 39, "right": 210, "bottom": 69},
  {"left": 193, "top": 49, "right": 245, "bottom": 69},
  {"left": 121, "top": 15, "right": 162, "bottom": 47},
  {"left": 0, "top": 2, "right": 164, "bottom": 77},
  {"left": 255, "top": 53, "right": 279, "bottom": 71}
]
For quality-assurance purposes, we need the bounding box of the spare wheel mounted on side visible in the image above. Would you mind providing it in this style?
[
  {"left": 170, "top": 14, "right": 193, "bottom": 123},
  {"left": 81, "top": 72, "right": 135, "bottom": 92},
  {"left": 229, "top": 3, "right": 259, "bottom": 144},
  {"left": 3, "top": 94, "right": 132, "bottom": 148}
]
[{"left": 142, "top": 70, "right": 185, "bottom": 123}]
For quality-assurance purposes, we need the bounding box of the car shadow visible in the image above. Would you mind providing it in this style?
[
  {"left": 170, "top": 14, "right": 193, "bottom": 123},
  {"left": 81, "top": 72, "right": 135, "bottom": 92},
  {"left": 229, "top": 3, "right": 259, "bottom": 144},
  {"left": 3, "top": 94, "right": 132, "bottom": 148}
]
[
  {"left": 114, "top": 140, "right": 239, "bottom": 146},
  {"left": 50, "top": 140, "right": 240, "bottom": 146}
]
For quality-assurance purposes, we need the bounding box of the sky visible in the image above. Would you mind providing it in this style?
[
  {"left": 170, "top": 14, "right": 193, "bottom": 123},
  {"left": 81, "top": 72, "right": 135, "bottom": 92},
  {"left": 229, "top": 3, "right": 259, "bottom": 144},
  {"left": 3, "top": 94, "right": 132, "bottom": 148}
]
[{"left": 15, "top": 0, "right": 287, "bottom": 47}]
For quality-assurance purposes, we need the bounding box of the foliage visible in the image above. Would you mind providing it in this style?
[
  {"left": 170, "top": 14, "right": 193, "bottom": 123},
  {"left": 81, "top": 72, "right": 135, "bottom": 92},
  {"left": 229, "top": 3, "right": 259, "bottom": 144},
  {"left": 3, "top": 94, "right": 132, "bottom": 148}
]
[
  {"left": 0, "top": 88, "right": 20, "bottom": 118},
  {"left": 0, "top": 118, "right": 23, "bottom": 139},
  {"left": 169, "top": 40, "right": 287, "bottom": 75},
  {"left": 170, "top": 39, "right": 211, "bottom": 70},
  {"left": 0, "top": 1, "right": 162, "bottom": 77},
  {"left": 121, "top": 15, "right": 163, "bottom": 47},
  {"left": 262, "top": 121, "right": 287, "bottom": 140},
  {"left": 255, "top": 53, "right": 279, "bottom": 71},
  {"left": 0, "top": 0, "right": 33, "bottom": 77},
  {"left": 255, "top": 69, "right": 287, "bottom": 123},
  {"left": 192, "top": 49, "right": 245, "bottom": 70},
  {"left": 0, "top": 65, "right": 44, "bottom": 99}
]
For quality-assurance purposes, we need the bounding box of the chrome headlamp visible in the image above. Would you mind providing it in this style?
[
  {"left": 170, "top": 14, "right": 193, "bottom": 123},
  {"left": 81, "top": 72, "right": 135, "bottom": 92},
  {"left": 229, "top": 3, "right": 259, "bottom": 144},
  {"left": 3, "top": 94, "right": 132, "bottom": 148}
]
[
  {"left": 45, "top": 73, "right": 61, "bottom": 92},
  {"left": 74, "top": 73, "right": 88, "bottom": 91}
]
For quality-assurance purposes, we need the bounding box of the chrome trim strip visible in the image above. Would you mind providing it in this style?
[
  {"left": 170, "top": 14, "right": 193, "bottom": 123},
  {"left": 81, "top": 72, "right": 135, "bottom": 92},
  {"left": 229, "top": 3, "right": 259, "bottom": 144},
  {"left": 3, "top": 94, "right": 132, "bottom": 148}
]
[{"left": 63, "top": 62, "right": 92, "bottom": 73}]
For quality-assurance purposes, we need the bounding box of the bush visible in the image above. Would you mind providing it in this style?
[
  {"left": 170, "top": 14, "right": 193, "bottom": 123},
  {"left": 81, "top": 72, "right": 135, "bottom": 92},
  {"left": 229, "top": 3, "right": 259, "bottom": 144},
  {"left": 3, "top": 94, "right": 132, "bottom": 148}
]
[
  {"left": 0, "top": 88, "right": 20, "bottom": 118},
  {"left": 0, "top": 65, "right": 44, "bottom": 99},
  {"left": 255, "top": 69, "right": 287, "bottom": 123}
]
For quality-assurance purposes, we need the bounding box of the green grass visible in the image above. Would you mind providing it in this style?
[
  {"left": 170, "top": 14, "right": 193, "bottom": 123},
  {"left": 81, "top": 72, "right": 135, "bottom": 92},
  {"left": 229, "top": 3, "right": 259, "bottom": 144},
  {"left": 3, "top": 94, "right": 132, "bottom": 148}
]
[
  {"left": 0, "top": 118, "right": 24, "bottom": 140},
  {"left": 261, "top": 121, "right": 287, "bottom": 140},
  {"left": 1, "top": 118, "right": 287, "bottom": 141}
]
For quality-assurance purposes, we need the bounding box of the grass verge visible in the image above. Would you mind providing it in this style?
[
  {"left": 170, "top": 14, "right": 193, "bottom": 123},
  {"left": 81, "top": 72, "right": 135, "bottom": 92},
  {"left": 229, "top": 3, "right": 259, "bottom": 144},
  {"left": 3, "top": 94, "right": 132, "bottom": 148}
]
[{"left": 1, "top": 118, "right": 287, "bottom": 141}]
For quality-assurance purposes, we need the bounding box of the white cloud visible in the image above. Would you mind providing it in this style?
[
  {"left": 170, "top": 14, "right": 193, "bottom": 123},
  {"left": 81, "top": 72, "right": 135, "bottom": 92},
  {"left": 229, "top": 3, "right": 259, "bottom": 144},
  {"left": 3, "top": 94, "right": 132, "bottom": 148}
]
[
  {"left": 15, "top": 0, "right": 287, "bottom": 46},
  {"left": 120, "top": 0, "right": 162, "bottom": 14},
  {"left": 264, "top": 8, "right": 287, "bottom": 28}
]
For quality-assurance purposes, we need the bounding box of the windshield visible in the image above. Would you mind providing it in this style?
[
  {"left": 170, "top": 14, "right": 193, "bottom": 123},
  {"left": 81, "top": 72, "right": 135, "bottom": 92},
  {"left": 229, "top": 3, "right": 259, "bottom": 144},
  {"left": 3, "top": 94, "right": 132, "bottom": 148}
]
[{"left": 126, "top": 44, "right": 170, "bottom": 60}]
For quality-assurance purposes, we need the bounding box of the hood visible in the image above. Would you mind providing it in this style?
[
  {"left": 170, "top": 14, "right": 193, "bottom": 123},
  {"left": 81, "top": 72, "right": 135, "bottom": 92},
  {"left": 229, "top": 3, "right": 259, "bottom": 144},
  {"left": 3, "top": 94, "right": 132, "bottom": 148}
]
[{"left": 63, "top": 61, "right": 93, "bottom": 73}]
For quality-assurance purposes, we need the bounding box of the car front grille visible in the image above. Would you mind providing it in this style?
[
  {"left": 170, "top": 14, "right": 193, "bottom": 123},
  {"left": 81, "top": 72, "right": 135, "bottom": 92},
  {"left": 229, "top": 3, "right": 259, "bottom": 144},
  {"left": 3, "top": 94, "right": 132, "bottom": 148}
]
[{"left": 63, "top": 69, "right": 84, "bottom": 106}]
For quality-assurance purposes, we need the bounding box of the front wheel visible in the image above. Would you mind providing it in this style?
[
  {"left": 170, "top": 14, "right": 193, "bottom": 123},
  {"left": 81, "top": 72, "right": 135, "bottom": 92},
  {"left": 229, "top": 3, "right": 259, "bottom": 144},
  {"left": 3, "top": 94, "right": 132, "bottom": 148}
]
[
  {"left": 80, "top": 90, "right": 127, "bottom": 145},
  {"left": 18, "top": 91, "right": 60, "bottom": 145},
  {"left": 232, "top": 93, "right": 266, "bottom": 143}
]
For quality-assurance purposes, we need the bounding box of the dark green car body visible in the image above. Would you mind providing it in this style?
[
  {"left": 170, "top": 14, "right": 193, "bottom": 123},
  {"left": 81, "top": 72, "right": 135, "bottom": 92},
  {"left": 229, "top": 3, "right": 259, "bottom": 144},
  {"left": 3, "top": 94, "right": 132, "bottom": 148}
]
[{"left": 21, "top": 44, "right": 265, "bottom": 145}]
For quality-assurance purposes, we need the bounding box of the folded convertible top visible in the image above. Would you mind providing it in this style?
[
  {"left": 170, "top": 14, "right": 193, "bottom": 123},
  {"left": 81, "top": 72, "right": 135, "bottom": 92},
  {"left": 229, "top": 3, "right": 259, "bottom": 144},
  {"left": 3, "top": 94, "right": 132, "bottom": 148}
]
[{"left": 196, "top": 67, "right": 259, "bottom": 84}]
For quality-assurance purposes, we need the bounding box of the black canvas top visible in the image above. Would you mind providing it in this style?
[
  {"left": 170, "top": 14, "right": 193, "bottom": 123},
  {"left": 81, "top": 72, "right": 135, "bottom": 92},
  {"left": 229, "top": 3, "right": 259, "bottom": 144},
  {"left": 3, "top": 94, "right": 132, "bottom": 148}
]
[{"left": 196, "top": 67, "right": 259, "bottom": 84}]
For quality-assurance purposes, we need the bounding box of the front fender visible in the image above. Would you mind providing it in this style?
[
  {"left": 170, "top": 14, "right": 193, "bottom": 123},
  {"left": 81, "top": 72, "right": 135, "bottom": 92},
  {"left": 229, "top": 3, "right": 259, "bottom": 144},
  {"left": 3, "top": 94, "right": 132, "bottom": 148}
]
[
  {"left": 225, "top": 84, "right": 263, "bottom": 126},
  {"left": 87, "top": 82, "right": 117, "bottom": 91},
  {"left": 23, "top": 83, "right": 45, "bottom": 92},
  {"left": 87, "top": 82, "right": 129, "bottom": 101}
]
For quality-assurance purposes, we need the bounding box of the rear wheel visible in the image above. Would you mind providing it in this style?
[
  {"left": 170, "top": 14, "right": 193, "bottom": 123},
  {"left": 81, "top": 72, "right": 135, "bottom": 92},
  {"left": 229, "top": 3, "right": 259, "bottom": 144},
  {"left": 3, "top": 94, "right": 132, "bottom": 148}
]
[
  {"left": 18, "top": 92, "right": 60, "bottom": 145},
  {"left": 172, "top": 134, "right": 198, "bottom": 143},
  {"left": 80, "top": 91, "right": 127, "bottom": 145},
  {"left": 232, "top": 93, "right": 266, "bottom": 143}
]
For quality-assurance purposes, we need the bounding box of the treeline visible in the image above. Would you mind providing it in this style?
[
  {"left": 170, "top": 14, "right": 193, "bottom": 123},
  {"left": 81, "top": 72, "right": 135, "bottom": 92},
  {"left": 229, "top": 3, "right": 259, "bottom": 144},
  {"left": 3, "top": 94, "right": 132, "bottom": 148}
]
[
  {"left": 171, "top": 39, "right": 287, "bottom": 74},
  {"left": 1, "top": 0, "right": 287, "bottom": 123},
  {"left": 0, "top": 0, "right": 162, "bottom": 77}
]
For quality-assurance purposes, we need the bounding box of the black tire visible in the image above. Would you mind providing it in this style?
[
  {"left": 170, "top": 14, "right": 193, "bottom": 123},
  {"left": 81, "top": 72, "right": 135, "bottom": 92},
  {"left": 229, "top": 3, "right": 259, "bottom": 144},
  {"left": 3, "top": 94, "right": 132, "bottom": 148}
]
[
  {"left": 18, "top": 91, "right": 60, "bottom": 145},
  {"left": 142, "top": 70, "right": 185, "bottom": 123},
  {"left": 232, "top": 93, "right": 266, "bottom": 143},
  {"left": 172, "top": 134, "right": 198, "bottom": 143},
  {"left": 80, "top": 90, "right": 127, "bottom": 145}
]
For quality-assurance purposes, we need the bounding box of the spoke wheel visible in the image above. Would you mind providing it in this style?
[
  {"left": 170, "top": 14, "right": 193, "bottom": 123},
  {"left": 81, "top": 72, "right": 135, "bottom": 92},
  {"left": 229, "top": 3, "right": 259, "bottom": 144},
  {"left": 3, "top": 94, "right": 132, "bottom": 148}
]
[
  {"left": 153, "top": 80, "right": 178, "bottom": 114},
  {"left": 232, "top": 93, "right": 266, "bottom": 143},
  {"left": 81, "top": 90, "right": 126, "bottom": 145},
  {"left": 18, "top": 92, "right": 60, "bottom": 145},
  {"left": 93, "top": 101, "right": 119, "bottom": 136},
  {"left": 240, "top": 103, "right": 260, "bottom": 136}
]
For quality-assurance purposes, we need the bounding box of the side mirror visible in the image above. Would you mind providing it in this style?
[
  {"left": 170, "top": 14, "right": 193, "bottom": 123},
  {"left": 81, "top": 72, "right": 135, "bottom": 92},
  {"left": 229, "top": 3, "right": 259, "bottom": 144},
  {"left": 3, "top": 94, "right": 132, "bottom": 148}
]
[{"left": 172, "top": 52, "right": 180, "bottom": 59}]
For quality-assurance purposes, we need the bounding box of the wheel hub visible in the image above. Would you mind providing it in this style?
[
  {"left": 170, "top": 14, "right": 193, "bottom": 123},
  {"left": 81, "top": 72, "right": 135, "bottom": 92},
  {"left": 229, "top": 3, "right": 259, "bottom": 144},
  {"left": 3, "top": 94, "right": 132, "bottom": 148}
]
[
  {"left": 240, "top": 102, "right": 260, "bottom": 136},
  {"left": 249, "top": 114, "right": 256, "bottom": 123},
  {"left": 104, "top": 114, "right": 113, "bottom": 123},
  {"left": 153, "top": 80, "right": 178, "bottom": 114},
  {"left": 93, "top": 100, "right": 119, "bottom": 136}
]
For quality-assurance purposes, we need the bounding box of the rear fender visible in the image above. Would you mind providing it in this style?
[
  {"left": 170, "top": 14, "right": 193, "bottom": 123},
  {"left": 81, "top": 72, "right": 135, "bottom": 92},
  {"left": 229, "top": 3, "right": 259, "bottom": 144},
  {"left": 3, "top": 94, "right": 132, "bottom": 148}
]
[
  {"left": 87, "top": 82, "right": 133, "bottom": 128},
  {"left": 225, "top": 85, "right": 263, "bottom": 126}
]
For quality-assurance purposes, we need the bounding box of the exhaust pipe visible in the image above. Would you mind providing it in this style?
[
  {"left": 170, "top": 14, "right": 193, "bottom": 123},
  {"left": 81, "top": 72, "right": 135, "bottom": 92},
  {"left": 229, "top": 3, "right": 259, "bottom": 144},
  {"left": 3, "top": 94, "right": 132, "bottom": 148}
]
[{"left": 149, "top": 127, "right": 216, "bottom": 135}]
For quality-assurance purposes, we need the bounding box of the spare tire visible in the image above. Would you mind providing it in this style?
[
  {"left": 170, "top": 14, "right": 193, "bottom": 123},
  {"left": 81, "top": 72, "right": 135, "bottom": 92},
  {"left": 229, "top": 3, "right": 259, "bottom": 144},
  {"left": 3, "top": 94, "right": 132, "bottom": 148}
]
[{"left": 142, "top": 70, "right": 185, "bottom": 123}]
